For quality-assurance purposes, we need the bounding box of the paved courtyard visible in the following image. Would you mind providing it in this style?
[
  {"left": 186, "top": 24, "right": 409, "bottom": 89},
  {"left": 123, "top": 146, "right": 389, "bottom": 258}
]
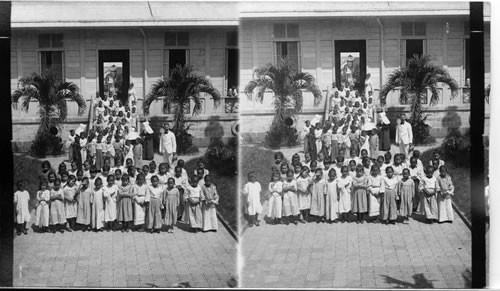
[
  {"left": 241, "top": 202, "right": 471, "bottom": 288},
  {"left": 14, "top": 220, "right": 236, "bottom": 287},
  {"left": 14, "top": 151, "right": 237, "bottom": 288}
]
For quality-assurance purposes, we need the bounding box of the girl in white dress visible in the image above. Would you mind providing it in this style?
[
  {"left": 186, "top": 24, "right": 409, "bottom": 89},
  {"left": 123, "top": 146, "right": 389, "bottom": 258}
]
[
  {"left": 367, "top": 164, "right": 383, "bottom": 222},
  {"left": 337, "top": 166, "right": 352, "bottom": 223},
  {"left": 184, "top": 176, "right": 203, "bottom": 232},
  {"left": 14, "top": 181, "right": 31, "bottom": 235},
  {"left": 296, "top": 167, "right": 312, "bottom": 223},
  {"left": 63, "top": 176, "right": 78, "bottom": 231},
  {"left": 242, "top": 172, "right": 262, "bottom": 227},
  {"left": 436, "top": 166, "right": 454, "bottom": 223},
  {"left": 133, "top": 173, "right": 148, "bottom": 231},
  {"left": 50, "top": 179, "right": 66, "bottom": 233},
  {"left": 325, "top": 169, "right": 339, "bottom": 223},
  {"left": 267, "top": 173, "right": 283, "bottom": 224},
  {"left": 133, "top": 174, "right": 148, "bottom": 232},
  {"left": 282, "top": 170, "right": 300, "bottom": 225},
  {"left": 35, "top": 181, "right": 50, "bottom": 232},
  {"left": 91, "top": 177, "right": 105, "bottom": 231},
  {"left": 103, "top": 175, "right": 118, "bottom": 231},
  {"left": 420, "top": 165, "right": 439, "bottom": 223}
]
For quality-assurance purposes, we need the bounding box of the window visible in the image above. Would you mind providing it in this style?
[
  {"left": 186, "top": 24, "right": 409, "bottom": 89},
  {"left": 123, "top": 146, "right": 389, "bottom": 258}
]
[
  {"left": 164, "top": 32, "right": 189, "bottom": 46},
  {"left": 38, "top": 34, "right": 63, "bottom": 48},
  {"left": 401, "top": 22, "right": 426, "bottom": 36},
  {"left": 39, "top": 51, "right": 64, "bottom": 82},
  {"left": 273, "top": 23, "right": 299, "bottom": 38},
  {"left": 276, "top": 42, "right": 300, "bottom": 72},
  {"left": 226, "top": 48, "right": 239, "bottom": 95},
  {"left": 400, "top": 39, "right": 426, "bottom": 67},
  {"left": 226, "top": 31, "right": 238, "bottom": 47},
  {"left": 162, "top": 49, "right": 190, "bottom": 77}
]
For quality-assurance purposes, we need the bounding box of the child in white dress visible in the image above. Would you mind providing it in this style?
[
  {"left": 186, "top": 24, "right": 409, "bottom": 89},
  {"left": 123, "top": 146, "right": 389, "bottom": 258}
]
[
  {"left": 325, "top": 169, "right": 339, "bottom": 223},
  {"left": 267, "top": 173, "right": 283, "bottom": 224},
  {"left": 337, "top": 166, "right": 352, "bottom": 223},
  {"left": 103, "top": 175, "right": 118, "bottom": 231},
  {"left": 242, "top": 172, "right": 262, "bottom": 227},
  {"left": 35, "top": 181, "right": 50, "bottom": 233}
]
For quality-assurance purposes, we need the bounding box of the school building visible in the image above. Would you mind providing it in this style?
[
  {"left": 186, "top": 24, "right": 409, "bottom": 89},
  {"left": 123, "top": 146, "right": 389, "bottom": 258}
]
[
  {"left": 11, "top": 1, "right": 239, "bottom": 152},
  {"left": 238, "top": 2, "right": 490, "bottom": 142}
]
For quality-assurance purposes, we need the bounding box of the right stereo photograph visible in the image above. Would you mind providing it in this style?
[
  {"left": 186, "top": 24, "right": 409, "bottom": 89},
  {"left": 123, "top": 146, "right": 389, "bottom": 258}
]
[{"left": 238, "top": 1, "right": 489, "bottom": 288}]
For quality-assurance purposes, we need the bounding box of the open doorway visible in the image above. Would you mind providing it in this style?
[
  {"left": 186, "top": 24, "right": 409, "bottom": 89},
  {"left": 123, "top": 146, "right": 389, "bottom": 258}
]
[
  {"left": 334, "top": 40, "right": 366, "bottom": 93},
  {"left": 226, "top": 48, "right": 239, "bottom": 96},
  {"left": 98, "top": 50, "right": 129, "bottom": 103}
]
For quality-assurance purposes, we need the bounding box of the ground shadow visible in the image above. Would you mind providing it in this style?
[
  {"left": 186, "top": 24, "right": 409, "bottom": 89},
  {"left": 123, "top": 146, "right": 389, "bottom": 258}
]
[
  {"left": 382, "top": 273, "right": 434, "bottom": 288},
  {"left": 441, "top": 106, "right": 462, "bottom": 138},
  {"left": 204, "top": 115, "right": 225, "bottom": 142}
]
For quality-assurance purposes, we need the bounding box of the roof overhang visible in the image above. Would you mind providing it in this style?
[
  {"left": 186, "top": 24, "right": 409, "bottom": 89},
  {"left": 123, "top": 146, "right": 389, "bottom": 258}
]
[
  {"left": 11, "top": 0, "right": 239, "bottom": 29},
  {"left": 239, "top": 1, "right": 491, "bottom": 21}
]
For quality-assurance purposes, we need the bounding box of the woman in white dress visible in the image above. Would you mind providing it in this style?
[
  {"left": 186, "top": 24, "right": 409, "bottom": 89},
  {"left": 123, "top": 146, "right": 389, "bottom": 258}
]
[{"left": 336, "top": 166, "right": 353, "bottom": 223}]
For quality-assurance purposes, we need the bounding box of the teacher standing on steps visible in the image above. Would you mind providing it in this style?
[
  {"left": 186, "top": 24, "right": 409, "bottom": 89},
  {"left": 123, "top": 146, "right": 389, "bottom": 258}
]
[
  {"left": 395, "top": 113, "right": 413, "bottom": 158},
  {"left": 160, "top": 123, "right": 177, "bottom": 167}
]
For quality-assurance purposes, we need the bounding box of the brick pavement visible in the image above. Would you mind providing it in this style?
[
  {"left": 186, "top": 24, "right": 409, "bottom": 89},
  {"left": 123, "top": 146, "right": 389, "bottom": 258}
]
[
  {"left": 14, "top": 220, "right": 236, "bottom": 287},
  {"left": 240, "top": 202, "right": 471, "bottom": 288}
]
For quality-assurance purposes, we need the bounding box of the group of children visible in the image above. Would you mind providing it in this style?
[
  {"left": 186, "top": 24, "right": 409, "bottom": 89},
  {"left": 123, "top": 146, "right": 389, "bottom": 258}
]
[
  {"left": 303, "top": 88, "right": 383, "bottom": 166},
  {"left": 64, "top": 92, "right": 147, "bottom": 173},
  {"left": 14, "top": 158, "right": 220, "bottom": 235},
  {"left": 243, "top": 148, "right": 455, "bottom": 226}
]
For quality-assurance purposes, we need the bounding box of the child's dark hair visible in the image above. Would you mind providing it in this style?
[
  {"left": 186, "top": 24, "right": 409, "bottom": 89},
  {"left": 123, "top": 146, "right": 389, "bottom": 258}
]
[
  {"left": 121, "top": 174, "right": 130, "bottom": 181},
  {"left": 337, "top": 156, "right": 345, "bottom": 163},
  {"left": 41, "top": 160, "right": 51, "bottom": 169},
  {"left": 439, "top": 165, "right": 447, "bottom": 173},
  {"left": 274, "top": 151, "right": 284, "bottom": 160},
  {"left": 102, "top": 165, "right": 110, "bottom": 172},
  {"left": 355, "top": 164, "right": 364, "bottom": 172},
  {"left": 16, "top": 180, "right": 24, "bottom": 188}
]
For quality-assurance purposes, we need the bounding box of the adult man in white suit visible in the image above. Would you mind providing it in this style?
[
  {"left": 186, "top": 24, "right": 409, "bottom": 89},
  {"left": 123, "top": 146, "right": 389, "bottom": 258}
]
[
  {"left": 395, "top": 113, "right": 413, "bottom": 158},
  {"left": 160, "top": 123, "right": 177, "bottom": 167}
]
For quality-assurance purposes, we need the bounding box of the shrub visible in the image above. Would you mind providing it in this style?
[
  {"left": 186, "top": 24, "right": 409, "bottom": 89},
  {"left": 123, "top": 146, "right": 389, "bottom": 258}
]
[
  {"left": 204, "top": 137, "right": 237, "bottom": 176},
  {"left": 30, "top": 132, "right": 64, "bottom": 158},
  {"left": 410, "top": 115, "right": 435, "bottom": 145},
  {"left": 441, "top": 130, "right": 470, "bottom": 167},
  {"left": 172, "top": 123, "right": 198, "bottom": 154},
  {"left": 264, "top": 120, "right": 299, "bottom": 148}
]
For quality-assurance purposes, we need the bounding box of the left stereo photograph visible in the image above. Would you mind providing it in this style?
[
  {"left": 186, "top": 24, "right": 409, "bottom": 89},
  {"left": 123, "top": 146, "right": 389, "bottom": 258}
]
[{"left": 10, "top": 1, "right": 239, "bottom": 288}]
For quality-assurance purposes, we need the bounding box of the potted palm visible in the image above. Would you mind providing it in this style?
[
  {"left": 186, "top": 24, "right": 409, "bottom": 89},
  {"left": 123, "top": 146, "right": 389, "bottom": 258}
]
[
  {"left": 379, "top": 54, "right": 459, "bottom": 144},
  {"left": 143, "top": 65, "right": 221, "bottom": 154},
  {"left": 244, "top": 57, "right": 322, "bottom": 147},
  {"left": 12, "top": 68, "right": 86, "bottom": 157}
]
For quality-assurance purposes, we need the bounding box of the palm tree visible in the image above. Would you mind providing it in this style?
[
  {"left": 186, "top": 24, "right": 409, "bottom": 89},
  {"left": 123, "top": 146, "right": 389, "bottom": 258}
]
[
  {"left": 143, "top": 65, "right": 221, "bottom": 153},
  {"left": 244, "top": 57, "right": 322, "bottom": 147},
  {"left": 379, "top": 54, "right": 459, "bottom": 123},
  {"left": 244, "top": 57, "right": 322, "bottom": 122},
  {"left": 12, "top": 68, "right": 86, "bottom": 155}
]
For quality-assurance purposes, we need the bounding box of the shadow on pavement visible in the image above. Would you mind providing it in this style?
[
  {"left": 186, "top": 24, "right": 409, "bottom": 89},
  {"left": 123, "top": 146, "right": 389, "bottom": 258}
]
[{"left": 382, "top": 273, "right": 435, "bottom": 288}]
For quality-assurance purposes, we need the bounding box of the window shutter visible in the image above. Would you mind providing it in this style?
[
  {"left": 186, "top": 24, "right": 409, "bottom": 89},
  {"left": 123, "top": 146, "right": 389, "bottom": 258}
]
[
  {"left": 38, "top": 34, "right": 51, "bottom": 48},
  {"left": 287, "top": 23, "right": 299, "bottom": 38},
  {"left": 414, "top": 22, "right": 426, "bottom": 36},
  {"left": 51, "top": 34, "right": 64, "bottom": 48},
  {"left": 165, "top": 32, "right": 176, "bottom": 46},
  {"left": 401, "top": 22, "right": 413, "bottom": 36},
  {"left": 273, "top": 24, "right": 286, "bottom": 38},
  {"left": 399, "top": 40, "right": 406, "bottom": 68},
  {"left": 177, "top": 32, "right": 189, "bottom": 46}
]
